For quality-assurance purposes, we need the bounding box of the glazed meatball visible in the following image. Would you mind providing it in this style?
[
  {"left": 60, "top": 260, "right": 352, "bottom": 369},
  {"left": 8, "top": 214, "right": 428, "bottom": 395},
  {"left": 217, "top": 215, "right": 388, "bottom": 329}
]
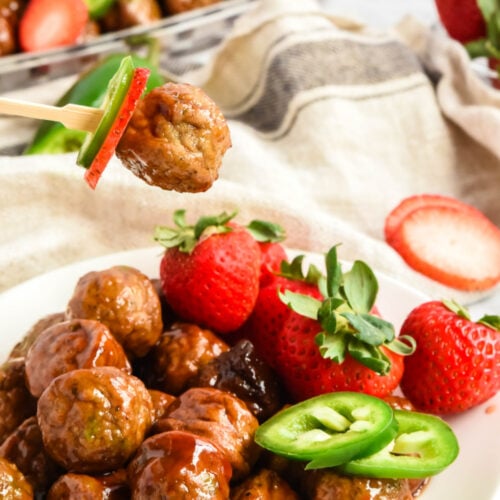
[
  {"left": 37, "top": 367, "right": 153, "bottom": 474},
  {"left": 154, "top": 387, "right": 260, "bottom": 481},
  {"left": 0, "top": 456, "right": 33, "bottom": 499},
  {"left": 296, "top": 469, "right": 413, "bottom": 500},
  {"left": 0, "top": 416, "right": 62, "bottom": 496},
  {"left": 231, "top": 468, "right": 299, "bottom": 500},
  {"left": 0, "top": 359, "right": 37, "bottom": 445},
  {"left": 66, "top": 265, "right": 163, "bottom": 358},
  {"left": 47, "top": 469, "right": 129, "bottom": 499},
  {"left": 128, "top": 430, "right": 231, "bottom": 499},
  {"left": 101, "top": 0, "right": 161, "bottom": 31},
  {"left": 189, "top": 339, "right": 284, "bottom": 421},
  {"left": 0, "top": 16, "right": 16, "bottom": 55},
  {"left": 116, "top": 82, "right": 231, "bottom": 193},
  {"left": 0, "top": 0, "right": 25, "bottom": 55},
  {"left": 163, "top": 0, "right": 222, "bottom": 14},
  {"left": 8, "top": 312, "right": 65, "bottom": 359},
  {"left": 25, "top": 319, "right": 131, "bottom": 398},
  {"left": 148, "top": 390, "right": 176, "bottom": 425},
  {"left": 149, "top": 322, "right": 229, "bottom": 395}
]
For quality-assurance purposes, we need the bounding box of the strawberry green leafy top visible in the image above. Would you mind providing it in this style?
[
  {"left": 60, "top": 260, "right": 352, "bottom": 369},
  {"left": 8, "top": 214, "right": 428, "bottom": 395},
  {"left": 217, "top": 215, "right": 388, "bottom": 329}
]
[
  {"left": 278, "top": 246, "right": 416, "bottom": 376},
  {"left": 443, "top": 298, "right": 500, "bottom": 330},
  {"left": 465, "top": 0, "right": 500, "bottom": 57},
  {"left": 153, "top": 209, "right": 286, "bottom": 253}
]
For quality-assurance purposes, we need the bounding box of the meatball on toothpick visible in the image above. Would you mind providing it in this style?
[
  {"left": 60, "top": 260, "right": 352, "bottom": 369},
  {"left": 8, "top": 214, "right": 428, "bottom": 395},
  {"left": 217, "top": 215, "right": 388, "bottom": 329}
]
[{"left": 116, "top": 82, "right": 231, "bottom": 193}]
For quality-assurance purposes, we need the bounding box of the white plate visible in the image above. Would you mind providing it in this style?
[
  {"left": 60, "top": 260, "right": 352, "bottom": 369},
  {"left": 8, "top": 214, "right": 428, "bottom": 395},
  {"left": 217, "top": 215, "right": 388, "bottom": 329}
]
[{"left": 0, "top": 247, "right": 499, "bottom": 499}]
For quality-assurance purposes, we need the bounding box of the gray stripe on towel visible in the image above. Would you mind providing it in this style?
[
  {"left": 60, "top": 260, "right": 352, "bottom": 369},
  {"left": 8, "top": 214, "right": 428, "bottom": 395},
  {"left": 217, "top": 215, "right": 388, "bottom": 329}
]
[{"left": 234, "top": 37, "right": 423, "bottom": 133}]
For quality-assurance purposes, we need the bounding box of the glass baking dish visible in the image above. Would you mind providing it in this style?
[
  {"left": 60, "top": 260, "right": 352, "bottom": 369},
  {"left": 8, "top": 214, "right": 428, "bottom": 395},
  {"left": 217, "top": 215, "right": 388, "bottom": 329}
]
[{"left": 0, "top": 0, "right": 256, "bottom": 93}]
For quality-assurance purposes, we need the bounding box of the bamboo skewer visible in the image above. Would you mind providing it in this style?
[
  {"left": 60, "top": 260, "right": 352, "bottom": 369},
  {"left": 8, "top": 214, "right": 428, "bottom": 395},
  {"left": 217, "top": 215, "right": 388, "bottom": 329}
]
[{"left": 0, "top": 97, "right": 103, "bottom": 133}]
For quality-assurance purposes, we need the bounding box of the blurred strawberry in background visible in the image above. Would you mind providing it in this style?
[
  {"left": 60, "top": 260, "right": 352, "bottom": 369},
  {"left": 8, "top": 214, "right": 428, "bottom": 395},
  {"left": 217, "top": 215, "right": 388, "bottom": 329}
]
[
  {"left": 435, "top": 0, "right": 500, "bottom": 87},
  {"left": 435, "top": 0, "right": 486, "bottom": 43},
  {"left": 19, "top": 0, "right": 89, "bottom": 52}
]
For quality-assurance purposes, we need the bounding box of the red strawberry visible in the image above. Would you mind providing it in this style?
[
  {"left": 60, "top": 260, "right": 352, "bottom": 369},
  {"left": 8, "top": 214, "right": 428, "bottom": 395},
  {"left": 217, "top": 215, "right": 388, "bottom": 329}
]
[
  {"left": 242, "top": 248, "right": 415, "bottom": 402},
  {"left": 257, "top": 242, "right": 288, "bottom": 286},
  {"left": 387, "top": 204, "right": 500, "bottom": 291},
  {"left": 243, "top": 272, "right": 322, "bottom": 370},
  {"left": 488, "top": 58, "right": 500, "bottom": 89},
  {"left": 155, "top": 210, "right": 284, "bottom": 334},
  {"left": 435, "top": 0, "right": 500, "bottom": 86},
  {"left": 244, "top": 218, "right": 287, "bottom": 286},
  {"left": 435, "top": 0, "right": 486, "bottom": 44},
  {"left": 400, "top": 300, "right": 500, "bottom": 414},
  {"left": 19, "top": 0, "right": 89, "bottom": 52},
  {"left": 384, "top": 194, "right": 482, "bottom": 244},
  {"left": 274, "top": 311, "right": 405, "bottom": 401}
]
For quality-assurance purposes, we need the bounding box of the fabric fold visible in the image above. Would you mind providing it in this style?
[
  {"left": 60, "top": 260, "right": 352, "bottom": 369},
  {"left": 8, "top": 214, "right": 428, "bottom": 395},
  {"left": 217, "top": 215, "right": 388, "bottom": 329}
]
[{"left": 1, "top": 0, "right": 499, "bottom": 310}]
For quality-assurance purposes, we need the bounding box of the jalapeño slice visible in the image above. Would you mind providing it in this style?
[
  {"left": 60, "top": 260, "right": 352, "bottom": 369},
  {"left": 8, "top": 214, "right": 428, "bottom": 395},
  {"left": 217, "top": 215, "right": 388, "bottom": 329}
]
[
  {"left": 77, "top": 56, "right": 150, "bottom": 189},
  {"left": 339, "top": 409, "right": 459, "bottom": 478},
  {"left": 254, "top": 392, "right": 397, "bottom": 469}
]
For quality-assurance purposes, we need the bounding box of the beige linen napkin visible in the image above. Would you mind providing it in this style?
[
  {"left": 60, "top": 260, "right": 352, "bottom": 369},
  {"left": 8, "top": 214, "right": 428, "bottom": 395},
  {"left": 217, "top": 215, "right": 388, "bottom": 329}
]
[{"left": 0, "top": 0, "right": 499, "bottom": 308}]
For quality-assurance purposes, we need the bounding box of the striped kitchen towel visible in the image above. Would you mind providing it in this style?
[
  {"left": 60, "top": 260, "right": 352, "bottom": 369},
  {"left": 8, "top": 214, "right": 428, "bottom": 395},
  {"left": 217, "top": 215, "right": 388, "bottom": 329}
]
[{"left": 0, "top": 0, "right": 499, "bottom": 308}]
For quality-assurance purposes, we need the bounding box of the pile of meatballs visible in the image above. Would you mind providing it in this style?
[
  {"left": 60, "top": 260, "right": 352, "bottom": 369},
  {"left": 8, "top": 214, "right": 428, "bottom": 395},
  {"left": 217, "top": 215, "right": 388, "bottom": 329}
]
[{"left": 0, "top": 265, "right": 427, "bottom": 499}]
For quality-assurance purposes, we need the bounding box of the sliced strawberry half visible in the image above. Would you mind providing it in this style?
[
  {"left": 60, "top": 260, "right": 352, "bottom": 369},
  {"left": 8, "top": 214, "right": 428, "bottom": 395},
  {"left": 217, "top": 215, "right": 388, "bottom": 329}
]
[
  {"left": 389, "top": 205, "right": 500, "bottom": 291},
  {"left": 384, "top": 194, "right": 482, "bottom": 244}
]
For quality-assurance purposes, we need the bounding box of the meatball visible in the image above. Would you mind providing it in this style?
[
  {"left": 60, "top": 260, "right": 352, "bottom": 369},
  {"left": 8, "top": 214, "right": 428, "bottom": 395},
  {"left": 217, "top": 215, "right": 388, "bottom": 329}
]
[
  {"left": 154, "top": 387, "right": 260, "bottom": 481},
  {"left": 116, "top": 82, "right": 231, "bottom": 193},
  {"left": 0, "top": 359, "right": 37, "bottom": 445},
  {"left": 66, "top": 265, "right": 163, "bottom": 358},
  {"left": 25, "top": 319, "right": 131, "bottom": 398},
  {"left": 0, "top": 0, "right": 25, "bottom": 55},
  {"left": 0, "top": 416, "right": 62, "bottom": 496},
  {"left": 148, "top": 390, "right": 176, "bottom": 425},
  {"left": 296, "top": 469, "right": 413, "bottom": 500},
  {"left": 101, "top": 0, "right": 161, "bottom": 31},
  {"left": 0, "top": 456, "right": 33, "bottom": 499},
  {"left": 189, "top": 339, "right": 284, "bottom": 421},
  {"left": 37, "top": 367, "right": 153, "bottom": 474},
  {"left": 8, "top": 312, "right": 65, "bottom": 359},
  {"left": 231, "top": 468, "right": 299, "bottom": 499},
  {"left": 47, "top": 469, "right": 129, "bottom": 499},
  {"left": 149, "top": 322, "right": 229, "bottom": 395},
  {"left": 0, "top": 16, "right": 16, "bottom": 55},
  {"left": 163, "top": 0, "right": 222, "bottom": 15},
  {"left": 128, "top": 430, "right": 231, "bottom": 499}
]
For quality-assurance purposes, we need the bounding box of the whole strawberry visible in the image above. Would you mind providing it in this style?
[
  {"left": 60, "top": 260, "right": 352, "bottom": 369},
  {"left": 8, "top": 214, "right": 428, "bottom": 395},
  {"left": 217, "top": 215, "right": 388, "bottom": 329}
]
[
  {"left": 274, "top": 309, "right": 405, "bottom": 401},
  {"left": 155, "top": 209, "right": 284, "bottom": 334},
  {"left": 436, "top": 0, "right": 500, "bottom": 81},
  {"left": 435, "top": 0, "right": 486, "bottom": 44},
  {"left": 242, "top": 256, "right": 323, "bottom": 369},
  {"left": 258, "top": 241, "right": 288, "bottom": 286},
  {"left": 400, "top": 300, "right": 500, "bottom": 414},
  {"left": 243, "top": 247, "right": 415, "bottom": 401}
]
